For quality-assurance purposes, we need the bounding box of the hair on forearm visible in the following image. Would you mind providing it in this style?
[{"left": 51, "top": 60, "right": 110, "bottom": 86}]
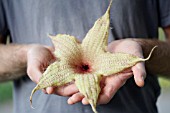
[{"left": 0, "top": 44, "right": 28, "bottom": 82}]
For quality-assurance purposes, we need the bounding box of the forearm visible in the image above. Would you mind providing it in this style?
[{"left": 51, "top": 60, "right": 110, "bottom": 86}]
[
  {"left": 0, "top": 44, "right": 30, "bottom": 82},
  {"left": 133, "top": 38, "right": 170, "bottom": 77}
]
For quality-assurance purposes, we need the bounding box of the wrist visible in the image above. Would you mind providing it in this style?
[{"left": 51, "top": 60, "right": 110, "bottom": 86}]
[
  {"left": 14, "top": 44, "right": 32, "bottom": 67},
  {"left": 130, "top": 38, "right": 159, "bottom": 57}
]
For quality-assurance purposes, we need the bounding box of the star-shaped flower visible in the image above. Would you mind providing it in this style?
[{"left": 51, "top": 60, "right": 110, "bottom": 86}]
[{"left": 30, "top": 1, "right": 156, "bottom": 113}]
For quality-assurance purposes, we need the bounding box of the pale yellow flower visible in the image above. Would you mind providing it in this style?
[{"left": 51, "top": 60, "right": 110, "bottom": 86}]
[{"left": 30, "top": 1, "right": 156, "bottom": 113}]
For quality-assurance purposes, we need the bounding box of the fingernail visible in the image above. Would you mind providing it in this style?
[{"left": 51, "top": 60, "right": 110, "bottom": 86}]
[
  {"left": 47, "top": 87, "right": 53, "bottom": 94},
  {"left": 67, "top": 98, "right": 72, "bottom": 104}
]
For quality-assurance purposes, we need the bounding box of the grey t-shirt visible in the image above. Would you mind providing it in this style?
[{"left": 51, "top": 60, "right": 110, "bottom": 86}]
[{"left": 1, "top": 0, "right": 170, "bottom": 113}]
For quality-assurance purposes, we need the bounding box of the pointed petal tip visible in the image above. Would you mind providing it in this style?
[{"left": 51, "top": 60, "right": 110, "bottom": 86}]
[
  {"left": 108, "top": 0, "right": 113, "bottom": 9},
  {"left": 30, "top": 101, "right": 35, "bottom": 109},
  {"left": 104, "top": 0, "right": 113, "bottom": 15},
  {"left": 30, "top": 95, "right": 36, "bottom": 109},
  {"left": 91, "top": 104, "right": 98, "bottom": 113},
  {"left": 142, "top": 45, "right": 158, "bottom": 61},
  {"left": 29, "top": 85, "right": 39, "bottom": 109}
]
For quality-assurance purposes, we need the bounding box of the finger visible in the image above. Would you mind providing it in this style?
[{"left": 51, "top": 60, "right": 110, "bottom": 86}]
[
  {"left": 67, "top": 93, "right": 84, "bottom": 104},
  {"left": 27, "top": 64, "right": 42, "bottom": 83},
  {"left": 98, "top": 72, "right": 132, "bottom": 104},
  {"left": 117, "top": 72, "right": 133, "bottom": 84},
  {"left": 98, "top": 84, "right": 115, "bottom": 104},
  {"left": 46, "top": 87, "right": 54, "bottom": 94},
  {"left": 54, "top": 84, "right": 79, "bottom": 96},
  {"left": 82, "top": 98, "right": 89, "bottom": 105},
  {"left": 132, "top": 62, "right": 146, "bottom": 87},
  {"left": 42, "top": 89, "right": 47, "bottom": 94}
]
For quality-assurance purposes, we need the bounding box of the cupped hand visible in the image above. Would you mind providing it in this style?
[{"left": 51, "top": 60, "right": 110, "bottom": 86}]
[
  {"left": 107, "top": 39, "right": 146, "bottom": 87},
  {"left": 27, "top": 44, "right": 79, "bottom": 96},
  {"left": 68, "top": 39, "right": 147, "bottom": 105}
]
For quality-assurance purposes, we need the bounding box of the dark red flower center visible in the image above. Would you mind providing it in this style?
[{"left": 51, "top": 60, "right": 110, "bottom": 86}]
[
  {"left": 74, "top": 63, "right": 92, "bottom": 74},
  {"left": 81, "top": 64, "right": 90, "bottom": 72}
]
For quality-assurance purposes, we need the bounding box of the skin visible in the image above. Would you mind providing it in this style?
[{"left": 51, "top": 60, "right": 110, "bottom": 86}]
[{"left": 0, "top": 26, "right": 170, "bottom": 106}]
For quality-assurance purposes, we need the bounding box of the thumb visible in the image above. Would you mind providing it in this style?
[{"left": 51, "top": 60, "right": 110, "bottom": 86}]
[
  {"left": 27, "top": 60, "right": 42, "bottom": 83},
  {"left": 132, "top": 62, "right": 146, "bottom": 87},
  {"left": 27, "top": 66, "right": 42, "bottom": 83}
]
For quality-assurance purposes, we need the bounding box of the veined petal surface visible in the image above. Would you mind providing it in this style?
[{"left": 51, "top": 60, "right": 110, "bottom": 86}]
[
  {"left": 94, "top": 52, "right": 140, "bottom": 76},
  {"left": 32, "top": 61, "right": 75, "bottom": 94},
  {"left": 30, "top": 61, "right": 76, "bottom": 106},
  {"left": 39, "top": 61, "right": 76, "bottom": 88},
  {"left": 49, "top": 34, "right": 82, "bottom": 62},
  {"left": 81, "top": 2, "right": 112, "bottom": 61},
  {"left": 75, "top": 73, "right": 102, "bottom": 113}
]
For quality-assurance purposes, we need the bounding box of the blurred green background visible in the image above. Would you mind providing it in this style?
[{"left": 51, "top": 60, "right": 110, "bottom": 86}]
[
  {"left": 0, "top": 28, "right": 170, "bottom": 113},
  {"left": 0, "top": 82, "right": 13, "bottom": 102},
  {"left": 158, "top": 28, "right": 170, "bottom": 88}
]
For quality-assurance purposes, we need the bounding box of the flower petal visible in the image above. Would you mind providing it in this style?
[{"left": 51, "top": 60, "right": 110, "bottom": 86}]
[
  {"left": 49, "top": 34, "right": 82, "bottom": 61},
  {"left": 81, "top": 1, "right": 112, "bottom": 60},
  {"left": 30, "top": 61, "right": 76, "bottom": 106},
  {"left": 94, "top": 52, "right": 141, "bottom": 76},
  {"left": 75, "top": 73, "right": 102, "bottom": 113},
  {"left": 39, "top": 61, "right": 76, "bottom": 87}
]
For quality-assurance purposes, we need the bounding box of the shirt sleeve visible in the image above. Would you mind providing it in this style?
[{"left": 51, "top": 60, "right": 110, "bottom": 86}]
[
  {"left": 158, "top": 0, "right": 170, "bottom": 27},
  {"left": 0, "top": 0, "right": 8, "bottom": 42}
]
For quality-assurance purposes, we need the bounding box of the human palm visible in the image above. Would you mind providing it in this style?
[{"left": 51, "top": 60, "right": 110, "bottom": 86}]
[
  {"left": 68, "top": 39, "right": 147, "bottom": 105},
  {"left": 26, "top": 39, "right": 146, "bottom": 105},
  {"left": 27, "top": 45, "right": 79, "bottom": 95}
]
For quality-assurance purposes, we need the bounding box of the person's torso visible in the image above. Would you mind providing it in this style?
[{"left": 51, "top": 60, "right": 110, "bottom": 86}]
[{"left": 2, "top": 0, "right": 160, "bottom": 113}]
